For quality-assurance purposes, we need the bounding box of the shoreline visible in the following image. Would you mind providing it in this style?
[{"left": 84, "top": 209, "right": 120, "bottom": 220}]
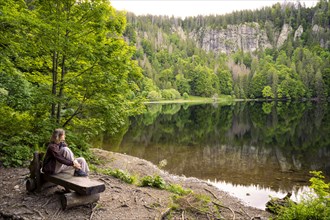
[{"left": 0, "top": 148, "right": 273, "bottom": 219}]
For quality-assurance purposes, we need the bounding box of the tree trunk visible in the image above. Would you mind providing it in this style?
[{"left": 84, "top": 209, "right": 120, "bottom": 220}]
[
  {"left": 51, "top": 51, "right": 58, "bottom": 118},
  {"left": 57, "top": 55, "right": 66, "bottom": 124}
]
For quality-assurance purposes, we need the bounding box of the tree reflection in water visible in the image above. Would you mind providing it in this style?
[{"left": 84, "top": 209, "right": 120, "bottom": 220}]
[{"left": 102, "top": 101, "right": 330, "bottom": 209}]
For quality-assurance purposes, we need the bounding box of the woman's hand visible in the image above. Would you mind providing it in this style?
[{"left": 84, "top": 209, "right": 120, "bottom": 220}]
[{"left": 73, "top": 160, "right": 81, "bottom": 169}]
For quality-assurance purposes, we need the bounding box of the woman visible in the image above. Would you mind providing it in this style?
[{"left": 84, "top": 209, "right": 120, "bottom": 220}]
[{"left": 42, "top": 128, "right": 89, "bottom": 177}]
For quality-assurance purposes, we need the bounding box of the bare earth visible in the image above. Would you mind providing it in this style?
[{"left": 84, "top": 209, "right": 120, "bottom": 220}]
[{"left": 0, "top": 148, "right": 272, "bottom": 219}]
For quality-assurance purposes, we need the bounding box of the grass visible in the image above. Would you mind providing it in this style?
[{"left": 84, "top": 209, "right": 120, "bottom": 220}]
[{"left": 144, "top": 95, "right": 234, "bottom": 104}]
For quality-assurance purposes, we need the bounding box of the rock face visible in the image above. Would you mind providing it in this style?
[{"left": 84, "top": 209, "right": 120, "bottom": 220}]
[
  {"left": 277, "top": 23, "right": 292, "bottom": 48},
  {"left": 294, "top": 25, "right": 304, "bottom": 41},
  {"left": 189, "top": 22, "right": 272, "bottom": 54},
  {"left": 185, "top": 22, "right": 328, "bottom": 54},
  {"left": 312, "top": 24, "right": 330, "bottom": 49}
]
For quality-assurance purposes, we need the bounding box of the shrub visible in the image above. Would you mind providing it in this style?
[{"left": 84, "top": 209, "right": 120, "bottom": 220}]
[
  {"left": 147, "top": 90, "right": 162, "bottom": 100},
  {"left": 161, "top": 90, "right": 172, "bottom": 100},
  {"left": 140, "top": 175, "right": 166, "bottom": 189},
  {"left": 161, "top": 89, "right": 181, "bottom": 100},
  {"left": 166, "top": 184, "right": 193, "bottom": 196},
  {"left": 0, "top": 145, "right": 32, "bottom": 167},
  {"left": 183, "top": 92, "right": 189, "bottom": 100},
  {"left": 276, "top": 171, "right": 330, "bottom": 220},
  {"left": 103, "top": 169, "right": 136, "bottom": 184},
  {"left": 170, "top": 89, "right": 181, "bottom": 99}
]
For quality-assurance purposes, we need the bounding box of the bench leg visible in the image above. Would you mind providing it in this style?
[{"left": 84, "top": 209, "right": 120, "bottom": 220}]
[
  {"left": 26, "top": 152, "right": 43, "bottom": 192},
  {"left": 60, "top": 192, "right": 100, "bottom": 210}
]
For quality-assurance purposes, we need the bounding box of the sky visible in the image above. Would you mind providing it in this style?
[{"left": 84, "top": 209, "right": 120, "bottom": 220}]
[{"left": 110, "top": 0, "right": 319, "bottom": 18}]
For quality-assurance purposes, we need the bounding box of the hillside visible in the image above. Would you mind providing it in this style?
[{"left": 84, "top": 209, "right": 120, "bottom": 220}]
[{"left": 122, "top": 0, "right": 330, "bottom": 100}]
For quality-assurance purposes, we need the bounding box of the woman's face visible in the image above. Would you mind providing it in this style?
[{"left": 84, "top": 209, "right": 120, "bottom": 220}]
[{"left": 60, "top": 132, "right": 66, "bottom": 141}]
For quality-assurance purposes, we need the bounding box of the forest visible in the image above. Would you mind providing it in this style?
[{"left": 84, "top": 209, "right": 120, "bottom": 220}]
[
  {"left": 0, "top": 0, "right": 330, "bottom": 166},
  {"left": 124, "top": 0, "right": 330, "bottom": 100},
  {"left": 0, "top": 0, "right": 145, "bottom": 165}
]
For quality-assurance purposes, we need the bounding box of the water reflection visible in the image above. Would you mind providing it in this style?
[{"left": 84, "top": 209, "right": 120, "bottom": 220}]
[
  {"left": 210, "top": 181, "right": 310, "bottom": 210},
  {"left": 101, "top": 101, "right": 330, "bottom": 209}
]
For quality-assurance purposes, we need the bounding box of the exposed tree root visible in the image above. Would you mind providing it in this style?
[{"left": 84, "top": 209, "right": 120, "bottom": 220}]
[
  {"left": 51, "top": 207, "right": 61, "bottom": 220},
  {"left": 160, "top": 207, "right": 171, "bottom": 220}
]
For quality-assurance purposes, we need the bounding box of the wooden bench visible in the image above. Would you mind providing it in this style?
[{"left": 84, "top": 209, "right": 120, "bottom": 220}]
[{"left": 26, "top": 152, "right": 105, "bottom": 209}]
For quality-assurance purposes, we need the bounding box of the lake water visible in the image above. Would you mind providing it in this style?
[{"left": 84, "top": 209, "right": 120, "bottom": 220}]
[{"left": 101, "top": 101, "right": 330, "bottom": 209}]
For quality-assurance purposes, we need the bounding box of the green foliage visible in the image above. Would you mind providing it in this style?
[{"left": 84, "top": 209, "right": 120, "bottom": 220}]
[
  {"left": 183, "top": 92, "right": 189, "bottom": 99},
  {"left": 161, "top": 89, "right": 181, "bottom": 100},
  {"left": 262, "top": 102, "right": 274, "bottom": 114},
  {"left": 309, "top": 171, "right": 330, "bottom": 200},
  {"left": 262, "top": 86, "right": 275, "bottom": 99},
  {"left": 166, "top": 184, "right": 193, "bottom": 196},
  {"left": 276, "top": 171, "right": 330, "bottom": 220},
  {"left": 1, "top": 0, "right": 330, "bottom": 168},
  {"left": 147, "top": 90, "right": 162, "bottom": 100},
  {"left": 0, "top": 0, "right": 144, "bottom": 164},
  {"left": 125, "top": 3, "right": 330, "bottom": 101},
  {"left": 103, "top": 168, "right": 136, "bottom": 184},
  {"left": 175, "top": 74, "right": 191, "bottom": 95},
  {"left": 217, "top": 70, "right": 233, "bottom": 95},
  {"left": 169, "top": 193, "right": 220, "bottom": 219},
  {"left": 0, "top": 145, "right": 32, "bottom": 167},
  {"left": 140, "top": 175, "right": 166, "bottom": 189}
]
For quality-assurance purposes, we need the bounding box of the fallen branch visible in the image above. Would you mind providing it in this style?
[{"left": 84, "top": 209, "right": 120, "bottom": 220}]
[
  {"left": 42, "top": 198, "right": 54, "bottom": 208},
  {"left": 160, "top": 207, "right": 171, "bottom": 220},
  {"left": 143, "top": 191, "right": 157, "bottom": 201},
  {"left": 99, "top": 178, "right": 111, "bottom": 186},
  {"left": 186, "top": 198, "right": 217, "bottom": 218},
  {"left": 212, "top": 201, "right": 235, "bottom": 220},
  {"left": 204, "top": 188, "right": 218, "bottom": 200},
  {"left": 51, "top": 207, "right": 61, "bottom": 220},
  {"left": 203, "top": 188, "right": 235, "bottom": 220},
  {"left": 33, "top": 208, "right": 44, "bottom": 219},
  {"left": 90, "top": 203, "right": 98, "bottom": 220},
  {"left": 234, "top": 210, "right": 245, "bottom": 217},
  {"left": 143, "top": 204, "right": 154, "bottom": 211},
  {"left": 240, "top": 207, "right": 251, "bottom": 218}
]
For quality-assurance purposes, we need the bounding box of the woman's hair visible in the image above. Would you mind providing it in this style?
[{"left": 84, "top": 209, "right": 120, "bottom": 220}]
[{"left": 50, "top": 128, "right": 65, "bottom": 144}]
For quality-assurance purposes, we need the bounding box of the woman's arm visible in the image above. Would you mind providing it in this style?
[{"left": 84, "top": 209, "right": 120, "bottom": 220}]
[{"left": 48, "top": 144, "right": 74, "bottom": 166}]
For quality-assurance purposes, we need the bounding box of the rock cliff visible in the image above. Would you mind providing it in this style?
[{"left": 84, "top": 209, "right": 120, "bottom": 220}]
[
  {"left": 189, "top": 23, "right": 271, "bottom": 54},
  {"left": 184, "top": 22, "right": 329, "bottom": 54}
]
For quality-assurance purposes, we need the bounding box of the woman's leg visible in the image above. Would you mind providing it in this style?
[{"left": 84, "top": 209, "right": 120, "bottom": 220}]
[
  {"left": 54, "top": 147, "right": 75, "bottom": 174},
  {"left": 76, "top": 157, "right": 90, "bottom": 174}
]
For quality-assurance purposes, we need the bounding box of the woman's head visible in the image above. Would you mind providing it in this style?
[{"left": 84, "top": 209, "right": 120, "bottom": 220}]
[{"left": 50, "top": 128, "right": 66, "bottom": 144}]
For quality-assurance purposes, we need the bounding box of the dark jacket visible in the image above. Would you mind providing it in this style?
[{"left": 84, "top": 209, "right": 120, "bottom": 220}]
[{"left": 42, "top": 142, "right": 74, "bottom": 174}]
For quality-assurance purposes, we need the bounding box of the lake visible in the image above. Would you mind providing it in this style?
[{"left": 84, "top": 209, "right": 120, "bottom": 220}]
[{"left": 101, "top": 101, "right": 330, "bottom": 209}]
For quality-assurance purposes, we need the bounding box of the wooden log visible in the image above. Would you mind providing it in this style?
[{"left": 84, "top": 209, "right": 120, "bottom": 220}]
[
  {"left": 34, "top": 152, "right": 42, "bottom": 192},
  {"left": 61, "top": 192, "right": 100, "bottom": 210},
  {"left": 26, "top": 177, "right": 36, "bottom": 192},
  {"left": 26, "top": 152, "right": 43, "bottom": 192}
]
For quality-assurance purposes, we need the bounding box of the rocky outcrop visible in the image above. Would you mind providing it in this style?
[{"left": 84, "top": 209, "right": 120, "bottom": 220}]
[
  {"left": 312, "top": 24, "right": 330, "bottom": 48},
  {"left": 277, "top": 24, "right": 292, "bottom": 48},
  {"left": 188, "top": 23, "right": 272, "bottom": 54},
  {"left": 294, "top": 25, "right": 303, "bottom": 41},
  {"left": 183, "top": 22, "right": 329, "bottom": 54}
]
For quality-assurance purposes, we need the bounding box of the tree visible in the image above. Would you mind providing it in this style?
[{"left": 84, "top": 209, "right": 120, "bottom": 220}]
[
  {"left": 188, "top": 65, "right": 213, "bottom": 97},
  {"left": 25, "top": 0, "right": 142, "bottom": 132},
  {"left": 217, "top": 69, "right": 233, "bottom": 95},
  {"left": 175, "top": 73, "right": 191, "bottom": 95},
  {"left": 1, "top": 0, "right": 143, "bottom": 146},
  {"left": 262, "top": 86, "right": 274, "bottom": 99},
  {"left": 315, "top": 70, "right": 327, "bottom": 99}
]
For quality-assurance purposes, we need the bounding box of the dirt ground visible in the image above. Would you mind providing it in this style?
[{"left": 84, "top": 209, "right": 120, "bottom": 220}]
[{"left": 0, "top": 148, "right": 273, "bottom": 219}]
